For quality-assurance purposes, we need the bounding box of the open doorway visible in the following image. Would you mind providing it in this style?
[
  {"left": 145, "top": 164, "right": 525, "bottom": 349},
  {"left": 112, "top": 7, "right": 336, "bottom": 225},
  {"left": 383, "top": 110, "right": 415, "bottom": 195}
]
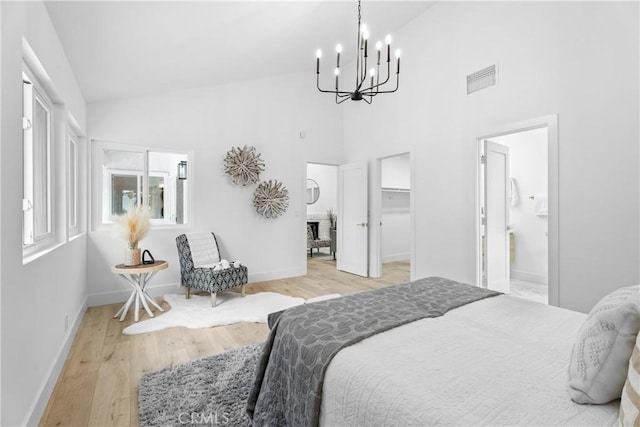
[
  {"left": 306, "top": 163, "right": 338, "bottom": 263},
  {"left": 480, "top": 127, "right": 549, "bottom": 304},
  {"left": 377, "top": 153, "right": 411, "bottom": 280}
]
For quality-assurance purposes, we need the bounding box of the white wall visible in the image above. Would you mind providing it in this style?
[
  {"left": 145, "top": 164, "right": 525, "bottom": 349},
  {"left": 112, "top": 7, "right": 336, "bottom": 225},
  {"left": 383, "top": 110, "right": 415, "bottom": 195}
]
[
  {"left": 306, "top": 163, "right": 337, "bottom": 216},
  {"left": 343, "top": 1, "right": 639, "bottom": 313},
  {"left": 0, "top": 2, "right": 88, "bottom": 425},
  {"left": 87, "top": 72, "right": 343, "bottom": 304},
  {"left": 381, "top": 154, "right": 410, "bottom": 262},
  {"left": 493, "top": 128, "right": 548, "bottom": 285}
]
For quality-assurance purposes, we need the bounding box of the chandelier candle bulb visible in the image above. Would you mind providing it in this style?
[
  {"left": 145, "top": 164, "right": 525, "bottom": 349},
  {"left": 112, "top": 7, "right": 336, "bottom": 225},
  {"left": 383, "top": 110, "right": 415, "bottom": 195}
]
[
  {"left": 385, "top": 34, "right": 392, "bottom": 62},
  {"left": 336, "top": 44, "right": 342, "bottom": 67},
  {"left": 316, "top": 49, "right": 322, "bottom": 74}
]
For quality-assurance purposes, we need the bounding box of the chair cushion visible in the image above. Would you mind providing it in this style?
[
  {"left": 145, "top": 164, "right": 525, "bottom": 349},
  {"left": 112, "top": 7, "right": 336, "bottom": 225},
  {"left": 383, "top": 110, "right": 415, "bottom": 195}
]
[
  {"left": 309, "top": 239, "right": 331, "bottom": 249},
  {"left": 191, "top": 265, "right": 249, "bottom": 293},
  {"left": 567, "top": 285, "right": 640, "bottom": 404}
]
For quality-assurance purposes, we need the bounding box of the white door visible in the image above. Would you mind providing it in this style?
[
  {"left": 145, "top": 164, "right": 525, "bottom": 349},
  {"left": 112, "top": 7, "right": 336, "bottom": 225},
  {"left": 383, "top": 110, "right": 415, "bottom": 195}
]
[
  {"left": 337, "top": 162, "right": 368, "bottom": 276},
  {"left": 484, "top": 140, "right": 510, "bottom": 293}
]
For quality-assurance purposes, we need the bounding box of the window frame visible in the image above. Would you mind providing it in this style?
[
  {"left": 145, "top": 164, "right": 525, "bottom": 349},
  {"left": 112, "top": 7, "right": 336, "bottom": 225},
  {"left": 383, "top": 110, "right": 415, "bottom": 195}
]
[
  {"left": 92, "top": 141, "right": 193, "bottom": 230},
  {"left": 68, "top": 129, "right": 79, "bottom": 236},
  {"left": 23, "top": 66, "right": 55, "bottom": 255}
]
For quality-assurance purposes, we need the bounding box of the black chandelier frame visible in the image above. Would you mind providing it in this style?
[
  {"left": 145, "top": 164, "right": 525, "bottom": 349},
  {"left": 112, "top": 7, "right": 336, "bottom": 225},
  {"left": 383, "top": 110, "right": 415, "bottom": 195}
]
[{"left": 316, "top": 0, "right": 401, "bottom": 104}]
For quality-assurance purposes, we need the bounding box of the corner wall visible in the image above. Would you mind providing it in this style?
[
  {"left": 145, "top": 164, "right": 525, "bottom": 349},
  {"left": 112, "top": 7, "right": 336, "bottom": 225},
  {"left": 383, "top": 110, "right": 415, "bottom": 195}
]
[
  {"left": 87, "top": 73, "right": 343, "bottom": 304},
  {"left": 0, "top": 2, "right": 88, "bottom": 425},
  {"left": 343, "top": 1, "right": 639, "bottom": 313}
]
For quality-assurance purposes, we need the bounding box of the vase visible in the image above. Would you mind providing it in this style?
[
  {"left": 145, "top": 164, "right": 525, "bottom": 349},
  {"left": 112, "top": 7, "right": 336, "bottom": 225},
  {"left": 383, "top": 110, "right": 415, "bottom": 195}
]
[{"left": 125, "top": 245, "right": 141, "bottom": 266}]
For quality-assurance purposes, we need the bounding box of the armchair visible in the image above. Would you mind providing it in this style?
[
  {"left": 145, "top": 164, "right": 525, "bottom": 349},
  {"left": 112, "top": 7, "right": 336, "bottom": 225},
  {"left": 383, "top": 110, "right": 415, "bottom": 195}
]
[
  {"left": 176, "top": 233, "right": 248, "bottom": 307},
  {"left": 306, "top": 224, "right": 332, "bottom": 257}
]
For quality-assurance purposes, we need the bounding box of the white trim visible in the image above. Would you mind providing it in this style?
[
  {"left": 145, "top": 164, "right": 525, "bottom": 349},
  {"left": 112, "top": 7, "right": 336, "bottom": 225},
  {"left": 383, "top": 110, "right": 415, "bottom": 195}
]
[
  {"left": 251, "top": 268, "right": 307, "bottom": 287},
  {"left": 87, "top": 266, "right": 306, "bottom": 307},
  {"left": 372, "top": 151, "right": 414, "bottom": 280},
  {"left": 26, "top": 297, "right": 88, "bottom": 427},
  {"left": 511, "top": 269, "right": 548, "bottom": 286},
  {"left": 22, "top": 241, "right": 66, "bottom": 265},
  {"left": 475, "top": 114, "right": 559, "bottom": 306},
  {"left": 91, "top": 140, "right": 194, "bottom": 231},
  {"left": 409, "top": 149, "right": 416, "bottom": 281},
  {"left": 382, "top": 253, "right": 411, "bottom": 263},
  {"left": 87, "top": 282, "right": 181, "bottom": 307},
  {"left": 68, "top": 130, "right": 79, "bottom": 235},
  {"left": 371, "top": 159, "right": 382, "bottom": 278}
]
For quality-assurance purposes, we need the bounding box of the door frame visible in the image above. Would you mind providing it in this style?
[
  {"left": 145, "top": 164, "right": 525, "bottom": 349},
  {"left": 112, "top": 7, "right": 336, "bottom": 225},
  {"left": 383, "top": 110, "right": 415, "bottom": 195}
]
[
  {"left": 482, "top": 140, "right": 511, "bottom": 293},
  {"left": 303, "top": 161, "right": 339, "bottom": 274},
  {"left": 475, "top": 115, "right": 559, "bottom": 306},
  {"left": 371, "top": 151, "right": 416, "bottom": 280}
]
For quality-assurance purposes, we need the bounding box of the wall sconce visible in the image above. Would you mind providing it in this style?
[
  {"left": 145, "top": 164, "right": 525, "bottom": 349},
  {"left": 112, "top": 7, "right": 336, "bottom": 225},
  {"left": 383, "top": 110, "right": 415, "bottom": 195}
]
[{"left": 178, "top": 160, "right": 187, "bottom": 180}]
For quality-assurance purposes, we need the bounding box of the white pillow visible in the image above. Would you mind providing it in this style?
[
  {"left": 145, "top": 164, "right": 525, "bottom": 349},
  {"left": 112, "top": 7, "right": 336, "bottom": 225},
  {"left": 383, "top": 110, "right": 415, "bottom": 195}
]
[
  {"left": 618, "top": 332, "right": 639, "bottom": 426},
  {"left": 186, "top": 233, "right": 220, "bottom": 268},
  {"left": 568, "top": 285, "right": 640, "bottom": 404}
]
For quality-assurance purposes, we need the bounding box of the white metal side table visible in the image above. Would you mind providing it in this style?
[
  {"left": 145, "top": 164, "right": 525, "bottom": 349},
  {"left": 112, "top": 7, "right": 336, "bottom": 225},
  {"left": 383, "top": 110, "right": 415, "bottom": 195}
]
[{"left": 111, "top": 260, "right": 168, "bottom": 322}]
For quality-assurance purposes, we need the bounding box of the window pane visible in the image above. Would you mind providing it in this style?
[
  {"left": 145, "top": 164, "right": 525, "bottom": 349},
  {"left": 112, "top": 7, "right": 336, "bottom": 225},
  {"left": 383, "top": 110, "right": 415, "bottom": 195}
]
[
  {"left": 102, "top": 150, "right": 144, "bottom": 220},
  {"left": 149, "top": 151, "right": 188, "bottom": 224},
  {"left": 148, "top": 176, "right": 164, "bottom": 219},
  {"left": 111, "top": 175, "right": 138, "bottom": 215},
  {"left": 33, "top": 98, "right": 49, "bottom": 237}
]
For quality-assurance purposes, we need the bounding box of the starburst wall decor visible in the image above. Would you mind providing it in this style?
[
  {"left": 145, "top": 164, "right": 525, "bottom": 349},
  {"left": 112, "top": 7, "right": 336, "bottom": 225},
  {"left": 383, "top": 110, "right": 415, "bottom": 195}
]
[
  {"left": 253, "top": 180, "right": 289, "bottom": 219},
  {"left": 224, "top": 145, "right": 265, "bottom": 186}
]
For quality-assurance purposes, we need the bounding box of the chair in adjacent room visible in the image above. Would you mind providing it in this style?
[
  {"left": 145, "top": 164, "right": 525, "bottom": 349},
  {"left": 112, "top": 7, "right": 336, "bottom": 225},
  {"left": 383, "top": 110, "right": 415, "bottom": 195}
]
[
  {"left": 176, "top": 232, "right": 248, "bottom": 307},
  {"left": 306, "top": 224, "right": 332, "bottom": 257}
]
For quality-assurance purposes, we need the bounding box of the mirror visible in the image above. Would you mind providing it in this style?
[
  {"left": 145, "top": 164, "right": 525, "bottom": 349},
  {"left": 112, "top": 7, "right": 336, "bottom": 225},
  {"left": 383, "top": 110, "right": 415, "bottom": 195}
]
[{"left": 306, "top": 179, "right": 320, "bottom": 204}]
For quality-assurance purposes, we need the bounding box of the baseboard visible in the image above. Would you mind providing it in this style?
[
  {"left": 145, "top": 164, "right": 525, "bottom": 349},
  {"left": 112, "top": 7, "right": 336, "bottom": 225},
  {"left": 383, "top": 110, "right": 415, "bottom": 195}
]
[
  {"left": 26, "top": 296, "right": 88, "bottom": 427},
  {"left": 511, "top": 269, "right": 548, "bottom": 285},
  {"left": 382, "top": 253, "right": 410, "bottom": 263},
  {"left": 86, "top": 266, "right": 307, "bottom": 307},
  {"left": 87, "top": 282, "right": 181, "bottom": 307},
  {"left": 249, "top": 267, "right": 306, "bottom": 284}
]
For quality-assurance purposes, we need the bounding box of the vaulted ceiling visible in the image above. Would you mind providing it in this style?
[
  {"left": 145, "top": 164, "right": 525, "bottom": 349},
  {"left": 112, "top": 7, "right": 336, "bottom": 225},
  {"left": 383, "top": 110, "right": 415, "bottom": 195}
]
[{"left": 45, "top": 1, "right": 435, "bottom": 103}]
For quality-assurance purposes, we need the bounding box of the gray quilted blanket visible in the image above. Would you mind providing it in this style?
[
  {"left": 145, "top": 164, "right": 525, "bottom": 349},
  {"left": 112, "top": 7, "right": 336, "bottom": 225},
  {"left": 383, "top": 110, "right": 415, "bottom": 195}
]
[{"left": 246, "top": 276, "right": 500, "bottom": 427}]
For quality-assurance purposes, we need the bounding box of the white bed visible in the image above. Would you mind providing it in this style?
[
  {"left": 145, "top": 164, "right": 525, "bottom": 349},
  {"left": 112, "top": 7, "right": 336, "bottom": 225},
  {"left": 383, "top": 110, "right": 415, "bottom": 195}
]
[{"left": 321, "top": 295, "right": 620, "bottom": 426}]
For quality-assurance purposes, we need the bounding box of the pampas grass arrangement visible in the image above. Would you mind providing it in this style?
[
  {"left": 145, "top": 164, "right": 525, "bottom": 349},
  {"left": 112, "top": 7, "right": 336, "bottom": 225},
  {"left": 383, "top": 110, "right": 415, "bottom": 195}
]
[{"left": 113, "top": 206, "right": 151, "bottom": 249}]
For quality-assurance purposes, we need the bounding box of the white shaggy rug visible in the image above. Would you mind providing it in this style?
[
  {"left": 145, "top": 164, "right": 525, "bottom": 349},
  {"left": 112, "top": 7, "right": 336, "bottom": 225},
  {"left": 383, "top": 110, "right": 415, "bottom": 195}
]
[{"left": 123, "top": 292, "right": 339, "bottom": 335}]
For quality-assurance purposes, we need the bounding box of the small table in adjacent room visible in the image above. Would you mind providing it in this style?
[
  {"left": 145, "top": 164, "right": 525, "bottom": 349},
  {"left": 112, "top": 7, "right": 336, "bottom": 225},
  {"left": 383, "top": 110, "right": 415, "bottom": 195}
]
[{"left": 111, "top": 261, "right": 168, "bottom": 322}]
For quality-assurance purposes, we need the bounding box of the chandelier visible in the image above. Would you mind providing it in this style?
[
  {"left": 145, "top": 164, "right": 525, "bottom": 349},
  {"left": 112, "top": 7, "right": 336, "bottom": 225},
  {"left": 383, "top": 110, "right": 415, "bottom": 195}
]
[{"left": 315, "top": 0, "right": 401, "bottom": 104}]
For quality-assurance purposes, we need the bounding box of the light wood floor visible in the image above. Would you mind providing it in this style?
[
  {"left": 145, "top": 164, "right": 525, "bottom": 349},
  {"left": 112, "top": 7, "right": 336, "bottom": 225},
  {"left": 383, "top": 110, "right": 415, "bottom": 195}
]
[{"left": 40, "top": 258, "right": 410, "bottom": 427}]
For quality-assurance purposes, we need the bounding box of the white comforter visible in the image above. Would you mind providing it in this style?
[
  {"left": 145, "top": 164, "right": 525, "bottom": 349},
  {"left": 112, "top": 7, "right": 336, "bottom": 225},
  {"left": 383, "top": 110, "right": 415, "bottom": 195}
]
[{"left": 320, "top": 295, "right": 620, "bottom": 426}]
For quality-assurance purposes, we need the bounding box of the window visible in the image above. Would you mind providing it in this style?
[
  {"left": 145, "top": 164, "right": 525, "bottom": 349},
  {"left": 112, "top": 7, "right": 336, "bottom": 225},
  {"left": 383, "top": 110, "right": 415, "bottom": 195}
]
[
  {"left": 23, "top": 69, "right": 53, "bottom": 248},
  {"left": 96, "top": 144, "right": 189, "bottom": 226}
]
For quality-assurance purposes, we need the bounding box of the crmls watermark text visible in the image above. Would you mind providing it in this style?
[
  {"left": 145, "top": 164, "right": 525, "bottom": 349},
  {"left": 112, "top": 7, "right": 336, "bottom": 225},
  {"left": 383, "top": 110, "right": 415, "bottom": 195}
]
[{"left": 178, "top": 411, "right": 231, "bottom": 425}]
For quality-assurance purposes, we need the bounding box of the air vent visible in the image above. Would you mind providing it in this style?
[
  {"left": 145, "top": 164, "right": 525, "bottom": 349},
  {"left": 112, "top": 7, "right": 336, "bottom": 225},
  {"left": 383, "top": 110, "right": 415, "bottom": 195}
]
[{"left": 466, "top": 64, "right": 497, "bottom": 95}]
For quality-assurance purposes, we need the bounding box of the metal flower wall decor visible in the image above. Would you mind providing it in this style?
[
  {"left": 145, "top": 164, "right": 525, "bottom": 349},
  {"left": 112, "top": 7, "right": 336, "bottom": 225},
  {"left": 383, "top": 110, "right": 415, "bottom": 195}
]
[
  {"left": 253, "top": 180, "right": 289, "bottom": 219},
  {"left": 224, "top": 145, "right": 265, "bottom": 186}
]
